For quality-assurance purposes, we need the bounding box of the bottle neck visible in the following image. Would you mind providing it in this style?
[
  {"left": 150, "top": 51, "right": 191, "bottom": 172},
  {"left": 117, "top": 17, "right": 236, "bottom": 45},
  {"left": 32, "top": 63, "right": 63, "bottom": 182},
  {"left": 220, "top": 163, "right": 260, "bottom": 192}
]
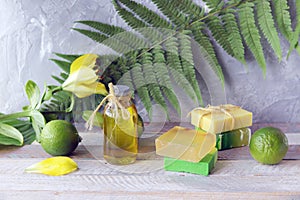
[{"left": 111, "top": 94, "right": 132, "bottom": 108}]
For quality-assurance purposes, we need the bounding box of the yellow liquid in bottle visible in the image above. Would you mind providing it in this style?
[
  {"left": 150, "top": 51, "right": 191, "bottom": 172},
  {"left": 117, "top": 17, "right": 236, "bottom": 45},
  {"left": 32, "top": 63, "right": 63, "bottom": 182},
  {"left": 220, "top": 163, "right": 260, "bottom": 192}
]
[{"left": 103, "top": 104, "right": 138, "bottom": 165}]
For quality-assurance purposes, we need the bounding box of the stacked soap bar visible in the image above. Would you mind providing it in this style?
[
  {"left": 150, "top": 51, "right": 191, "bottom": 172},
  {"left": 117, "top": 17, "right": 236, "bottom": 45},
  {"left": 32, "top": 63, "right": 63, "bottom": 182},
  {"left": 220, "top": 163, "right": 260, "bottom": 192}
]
[
  {"left": 191, "top": 104, "right": 252, "bottom": 150},
  {"left": 164, "top": 148, "right": 218, "bottom": 176},
  {"left": 155, "top": 126, "right": 216, "bottom": 162},
  {"left": 155, "top": 126, "right": 217, "bottom": 175},
  {"left": 190, "top": 104, "right": 252, "bottom": 134},
  {"left": 196, "top": 127, "right": 251, "bottom": 150}
]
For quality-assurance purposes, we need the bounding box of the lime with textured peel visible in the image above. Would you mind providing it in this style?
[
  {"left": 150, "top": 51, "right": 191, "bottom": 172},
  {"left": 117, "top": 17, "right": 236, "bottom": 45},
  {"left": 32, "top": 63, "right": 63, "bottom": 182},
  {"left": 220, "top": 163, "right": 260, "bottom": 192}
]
[
  {"left": 40, "top": 120, "right": 81, "bottom": 156},
  {"left": 249, "top": 127, "right": 288, "bottom": 165},
  {"left": 25, "top": 156, "right": 78, "bottom": 176}
]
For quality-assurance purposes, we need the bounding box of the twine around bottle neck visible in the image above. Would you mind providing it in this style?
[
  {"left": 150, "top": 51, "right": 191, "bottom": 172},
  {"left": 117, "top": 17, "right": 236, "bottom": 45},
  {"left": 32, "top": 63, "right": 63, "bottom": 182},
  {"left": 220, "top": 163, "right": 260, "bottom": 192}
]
[{"left": 86, "top": 83, "right": 131, "bottom": 130}]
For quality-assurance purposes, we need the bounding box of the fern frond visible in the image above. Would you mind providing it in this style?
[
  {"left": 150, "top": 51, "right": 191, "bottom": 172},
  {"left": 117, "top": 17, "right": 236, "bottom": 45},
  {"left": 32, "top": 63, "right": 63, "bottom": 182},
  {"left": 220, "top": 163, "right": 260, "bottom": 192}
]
[
  {"left": 191, "top": 22, "right": 224, "bottom": 85},
  {"left": 221, "top": 10, "right": 245, "bottom": 64},
  {"left": 205, "top": 16, "right": 235, "bottom": 59},
  {"left": 202, "top": 0, "right": 224, "bottom": 11},
  {"left": 75, "top": 20, "right": 125, "bottom": 35},
  {"left": 152, "top": 0, "right": 190, "bottom": 28},
  {"left": 40, "top": 90, "right": 73, "bottom": 121},
  {"left": 51, "top": 75, "right": 65, "bottom": 84},
  {"left": 256, "top": 0, "right": 282, "bottom": 61},
  {"left": 113, "top": 0, "right": 162, "bottom": 43},
  {"left": 53, "top": 53, "right": 81, "bottom": 62},
  {"left": 130, "top": 63, "right": 152, "bottom": 116},
  {"left": 172, "top": 0, "right": 204, "bottom": 20},
  {"left": 288, "top": 0, "right": 300, "bottom": 57},
  {"left": 273, "top": 0, "right": 293, "bottom": 41},
  {"left": 117, "top": 0, "right": 171, "bottom": 29},
  {"left": 72, "top": 28, "right": 108, "bottom": 43},
  {"left": 49, "top": 59, "right": 71, "bottom": 73},
  {"left": 160, "top": 85, "right": 181, "bottom": 116},
  {"left": 164, "top": 36, "right": 197, "bottom": 103},
  {"left": 238, "top": 2, "right": 266, "bottom": 76},
  {"left": 60, "top": 72, "right": 69, "bottom": 80},
  {"left": 73, "top": 28, "right": 134, "bottom": 54},
  {"left": 139, "top": 52, "right": 169, "bottom": 116},
  {"left": 177, "top": 31, "right": 202, "bottom": 105},
  {"left": 151, "top": 47, "right": 181, "bottom": 115},
  {"left": 76, "top": 20, "right": 148, "bottom": 48}
]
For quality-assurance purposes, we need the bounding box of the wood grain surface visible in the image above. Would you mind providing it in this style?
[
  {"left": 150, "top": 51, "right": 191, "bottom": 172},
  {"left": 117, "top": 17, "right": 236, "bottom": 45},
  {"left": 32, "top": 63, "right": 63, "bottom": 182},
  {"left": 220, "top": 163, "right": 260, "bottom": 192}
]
[{"left": 0, "top": 123, "right": 299, "bottom": 200}]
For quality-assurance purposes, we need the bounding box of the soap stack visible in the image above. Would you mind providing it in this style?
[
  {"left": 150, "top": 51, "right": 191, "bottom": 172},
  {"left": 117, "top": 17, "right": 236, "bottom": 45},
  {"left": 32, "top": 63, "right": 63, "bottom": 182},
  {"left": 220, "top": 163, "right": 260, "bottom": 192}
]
[
  {"left": 190, "top": 104, "right": 252, "bottom": 150},
  {"left": 155, "top": 104, "right": 253, "bottom": 176},
  {"left": 156, "top": 126, "right": 217, "bottom": 176}
]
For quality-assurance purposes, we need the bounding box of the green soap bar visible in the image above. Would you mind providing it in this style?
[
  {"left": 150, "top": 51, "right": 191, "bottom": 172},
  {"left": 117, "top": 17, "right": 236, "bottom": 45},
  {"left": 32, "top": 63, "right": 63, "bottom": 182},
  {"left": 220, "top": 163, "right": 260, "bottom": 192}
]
[
  {"left": 164, "top": 148, "right": 218, "bottom": 176},
  {"left": 196, "top": 127, "right": 251, "bottom": 150}
]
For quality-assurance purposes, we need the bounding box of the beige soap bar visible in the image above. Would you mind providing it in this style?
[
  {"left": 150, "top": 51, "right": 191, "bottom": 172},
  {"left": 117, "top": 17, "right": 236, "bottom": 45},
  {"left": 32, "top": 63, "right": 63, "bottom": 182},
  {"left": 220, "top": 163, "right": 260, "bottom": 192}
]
[
  {"left": 155, "top": 126, "right": 216, "bottom": 163},
  {"left": 190, "top": 104, "right": 252, "bottom": 134}
]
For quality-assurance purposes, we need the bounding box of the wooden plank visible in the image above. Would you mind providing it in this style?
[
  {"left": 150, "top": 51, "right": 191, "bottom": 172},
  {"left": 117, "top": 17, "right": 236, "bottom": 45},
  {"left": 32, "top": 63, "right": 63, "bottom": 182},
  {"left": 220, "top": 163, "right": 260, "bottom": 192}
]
[
  {"left": 1, "top": 190, "right": 299, "bottom": 200},
  {"left": 1, "top": 159, "right": 300, "bottom": 176},
  {"left": 0, "top": 171, "right": 300, "bottom": 194}
]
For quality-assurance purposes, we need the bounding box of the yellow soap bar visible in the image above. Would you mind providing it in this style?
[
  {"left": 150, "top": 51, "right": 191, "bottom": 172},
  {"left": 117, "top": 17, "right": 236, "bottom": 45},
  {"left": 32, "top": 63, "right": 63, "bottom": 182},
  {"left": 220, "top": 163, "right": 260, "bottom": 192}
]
[
  {"left": 155, "top": 126, "right": 216, "bottom": 163},
  {"left": 190, "top": 104, "right": 252, "bottom": 134}
]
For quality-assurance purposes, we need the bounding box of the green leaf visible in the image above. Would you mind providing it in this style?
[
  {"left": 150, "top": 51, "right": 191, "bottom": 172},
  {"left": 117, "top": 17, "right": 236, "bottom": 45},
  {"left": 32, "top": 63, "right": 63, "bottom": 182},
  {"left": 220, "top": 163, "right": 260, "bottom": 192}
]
[
  {"left": 49, "top": 59, "right": 71, "bottom": 73},
  {"left": 25, "top": 80, "right": 40, "bottom": 109},
  {"left": 221, "top": 10, "right": 245, "bottom": 64},
  {"left": 30, "top": 110, "right": 46, "bottom": 143},
  {"left": 53, "top": 53, "right": 81, "bottom": 62},
  {"left": 191, "top": 22, "right": 225, "bottom": 85},
  {"left": 273, "top": 0, "right": 293, "bottom": 41},
  {"left": 118, "top": 0, "right": 172, "bottom": 28},
  {"left": 288, "top": 0, "right": 300, "bottom": 57},
  {"left": 152, "top": 0, "right": 190, "bottom": 28},
  {"left": 73, "top": 28, "right": 108, "bottom": 43},
  {"left": 75, "top": 20, "right": 125, "bottom": 35},
  {"left": 171, "top": 0, "right": 204, "bottom": 19},
  {"left": 82, "top": 110, "right": 103, "bottom": 128},
  {"left": 203, "top": 0, "right": 224, "bottom": 11},
  {"left": 0, "top": 123, "right": 23, "bottom": 146},
  {"left": 51, "top": 75, "right": 65, "bottom": 84},
  {"left": 256, "top": 0, "right": 282, "bottom": 61},
  {"left": 238, "top": 2, "right": 266, "bottom": 76},
  {"left": 177, "top": 31, "right": 202, "bottom": 105},
  {"left": 0, "top": 114, "right": 36, "bottom": 145}
]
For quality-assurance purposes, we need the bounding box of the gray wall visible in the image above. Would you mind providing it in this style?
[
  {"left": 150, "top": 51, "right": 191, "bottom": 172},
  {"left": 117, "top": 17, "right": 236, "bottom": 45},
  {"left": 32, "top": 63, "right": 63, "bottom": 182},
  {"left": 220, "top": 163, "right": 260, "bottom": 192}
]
[{"left": 0, "top": 0, "right": 299, "bottom": 124}]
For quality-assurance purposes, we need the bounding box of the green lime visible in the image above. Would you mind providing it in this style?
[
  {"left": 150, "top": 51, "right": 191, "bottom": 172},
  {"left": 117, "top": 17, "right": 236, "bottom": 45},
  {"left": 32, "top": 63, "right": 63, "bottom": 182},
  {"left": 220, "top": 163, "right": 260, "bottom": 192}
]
[
  {"left": 249, "top": 127, "right": 288, "bottom": 165},
  {"left": 40, "top": 120, "right": 81, "bottom": 156}
]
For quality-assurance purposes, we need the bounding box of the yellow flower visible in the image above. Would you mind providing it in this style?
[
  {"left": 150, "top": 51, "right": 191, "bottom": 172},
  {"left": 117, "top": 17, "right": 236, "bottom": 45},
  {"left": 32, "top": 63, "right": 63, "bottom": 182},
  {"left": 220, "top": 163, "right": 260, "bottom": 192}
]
[{"left": 62, "top": 54, "right": 108, "bottom": 98}]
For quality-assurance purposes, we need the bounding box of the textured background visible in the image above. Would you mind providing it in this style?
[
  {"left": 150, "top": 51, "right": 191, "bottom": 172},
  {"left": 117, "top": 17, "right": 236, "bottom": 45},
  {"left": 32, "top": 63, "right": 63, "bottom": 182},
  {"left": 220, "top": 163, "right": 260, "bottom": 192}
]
[{"left": 0, "top": 0, "right": 300, "bottom": 124}]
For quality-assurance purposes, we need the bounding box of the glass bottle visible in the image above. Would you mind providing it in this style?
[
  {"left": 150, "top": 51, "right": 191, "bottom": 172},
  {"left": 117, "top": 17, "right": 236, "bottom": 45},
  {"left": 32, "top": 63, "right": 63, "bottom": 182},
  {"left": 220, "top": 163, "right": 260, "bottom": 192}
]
[{"left": 103, "top": 85, "right": 138, "bottom": 165}]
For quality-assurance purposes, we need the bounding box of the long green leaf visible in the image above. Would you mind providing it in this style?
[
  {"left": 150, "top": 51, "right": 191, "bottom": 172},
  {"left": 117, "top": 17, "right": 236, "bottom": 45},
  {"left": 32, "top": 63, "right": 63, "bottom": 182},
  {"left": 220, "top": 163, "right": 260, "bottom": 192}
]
[
  {"left": 0, "top": 123, "right": 23, "bottom": 146},
  {"left": 273, "top": 0, "right": 293, "bottom": 41},
  {"left": 221, "top": 10, "right": 245, "bottom": 64},
  {"left": 256, "top": 0, "right": 282, "bottom": 61},
  {"left": 49, "top": 59, "right": 71, "bottom": 73},
  {"left": 53, "top": 53, "right": 81, "bottom": 62},
  {"left": 25, "top": 80, "right": 40, "bottom": 110},
  {"left": 238, "top": 2, "right": 266, "bottom": 76},
  {"left": 118, "top": 0, "right": 172, "bottom": 28},
  {"left": 30, "top": 110, "right": 46, "bottom": 143},
  {"left": 288, "top": 0, "right": 300, "bottom": 57},
  {"left": 191, "top": 22, "right": 225, "bottom": 85}
]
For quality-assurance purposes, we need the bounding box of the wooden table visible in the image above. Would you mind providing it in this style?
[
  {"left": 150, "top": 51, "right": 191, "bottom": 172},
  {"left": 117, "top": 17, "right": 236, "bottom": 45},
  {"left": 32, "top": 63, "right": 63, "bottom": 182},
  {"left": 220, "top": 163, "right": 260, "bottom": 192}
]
[{"left": 1, "top": 123, "right": 300, "bottom": 199}]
